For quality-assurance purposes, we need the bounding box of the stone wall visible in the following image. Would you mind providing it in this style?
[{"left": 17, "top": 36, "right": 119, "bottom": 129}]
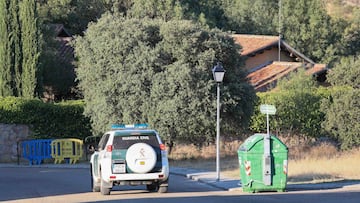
[{"left": 0, "top": 124, "right": 30, "bottom": 162}]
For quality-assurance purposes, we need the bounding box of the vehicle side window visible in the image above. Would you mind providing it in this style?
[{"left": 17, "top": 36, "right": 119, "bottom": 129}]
[{"left": 98, "top": 134, "right": 110, "bottom": 151}]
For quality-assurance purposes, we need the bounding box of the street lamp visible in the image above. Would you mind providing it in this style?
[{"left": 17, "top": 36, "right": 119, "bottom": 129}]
[{"left": 212, "top": 62, "right": 225, "bottom": 182}]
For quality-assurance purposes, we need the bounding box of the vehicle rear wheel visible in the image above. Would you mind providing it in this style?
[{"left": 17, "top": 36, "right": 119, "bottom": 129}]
[
  {"left": 100, "top": 171, "right": 111, "bottom": 195},
  {"left": 146, "top": 183, "right": 158, "bottom": 192},
  {"left": 158, "top": 186, "right": 168, "bottom": 193}
]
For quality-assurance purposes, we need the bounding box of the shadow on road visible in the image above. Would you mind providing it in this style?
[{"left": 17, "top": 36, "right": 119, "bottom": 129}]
[
  {"left": 85, "top": 191, "right": 360, "bottom": 203},
  {"left": 287, "top": 179, "right": 360, "bottom": 191}
]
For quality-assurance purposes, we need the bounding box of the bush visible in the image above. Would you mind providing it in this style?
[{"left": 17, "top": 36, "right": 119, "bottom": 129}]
[
  {"left": 0, "top": 97, "right": 91, "bottom": 139},
  {"left": 321, "top": 87, "right": 360, "bottom": 149},
  {"left": 250, "top": 69, "right": 332, "bottom": 140},
  {"left": 250, "top": 90, "right": 325, "bottom": 138}
]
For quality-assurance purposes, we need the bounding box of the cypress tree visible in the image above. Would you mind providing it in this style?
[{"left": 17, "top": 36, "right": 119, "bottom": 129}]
[
  {"left": 20, "top": 0, "right": 41, "bottom": 98},
  {"left": 10, "top": 0, "right": 22, "bottom": 96},
  {"left": 0, "top": 0, "right": 14, "bottom": 96}
]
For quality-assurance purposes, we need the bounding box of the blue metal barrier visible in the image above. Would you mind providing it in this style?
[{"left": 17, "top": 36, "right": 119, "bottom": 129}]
[{"left": 22, "top": 139, "right": 53, "bottom": 165}]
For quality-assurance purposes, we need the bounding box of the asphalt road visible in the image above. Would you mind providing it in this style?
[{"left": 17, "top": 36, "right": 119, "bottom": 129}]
[{"left": 0, "top": 167, "right": 360, "bottom": 203}]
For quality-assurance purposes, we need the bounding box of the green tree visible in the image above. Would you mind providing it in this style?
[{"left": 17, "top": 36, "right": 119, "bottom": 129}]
[
  {"left": 38, "top": 0, "right": 129, "bottom": 35},
  {"left": 276, "top": 67, "right": 318, "bottom": 91},
  {"left": 336, "top": 8, "right": 360, "bottom": 58},
  {"left": 128, "top": 0, "right": 227, "bottom": 29},
  {"left": 0, "top": 0, "right": 13, "bottom": 96},
  {"left": 75, "top": 14, "right": 255, "bottom": 143},
  {"left": 321, "top": 88, "right": 360, "bottom": 149},
  {"left": 0, "top": 0, "right": 42, "bottom": 98},
  {"left": 251, "top": 69, "right": 324, "bottom": 138},
  {"left": 20, "top": 0, "right": 42, "bottom": 98},
  {"left": 321, "top": 56, "right": 360, "bottom": 149},
  {"left": 10, "top": 0, "right": 22, "bottom": 96},
  {"left": 282, "top": 0, "right": 334, "bottom": 62},
  {"left": 327, "top": 56, "right": 360, "bottom": 89},
  {"left": 129, "top": 0, "right": 183, "bottom": 21},
  {"left": 221, "top": 0, "right": 278, "bottom": 34},
  {"left": 0, "top": 0, "right": 21, "bottom": 97},
  {"left": 182, "top": 0, "right": 226, "bottom": 29}
]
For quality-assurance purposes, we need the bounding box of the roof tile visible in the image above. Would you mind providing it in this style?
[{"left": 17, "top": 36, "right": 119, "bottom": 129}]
[{"left": 232, "top": 34, "right": 279, "bottom": 55}]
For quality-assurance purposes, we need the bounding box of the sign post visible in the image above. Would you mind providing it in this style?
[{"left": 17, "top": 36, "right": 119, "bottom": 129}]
[{"left": 259, "top": 104, "right": 276, "bottom": 186}]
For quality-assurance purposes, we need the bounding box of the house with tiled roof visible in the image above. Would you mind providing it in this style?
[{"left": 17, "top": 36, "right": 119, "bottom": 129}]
[
  {"left": 232, "top": 34, "right": 327, "bottom": 92},
  {"left": 43, "top": 24, "right": 76, "bottom": 101},
  {"left": 50, "top": 24, "right": 74, "bottom": 60}
]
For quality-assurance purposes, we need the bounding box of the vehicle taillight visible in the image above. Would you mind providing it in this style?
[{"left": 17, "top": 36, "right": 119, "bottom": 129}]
[
  {"left": 160, "top": 144, "right": 166, "bottom": 151},
  {"left": 106, "top": 145, "right": 113, "bottom": 152}
]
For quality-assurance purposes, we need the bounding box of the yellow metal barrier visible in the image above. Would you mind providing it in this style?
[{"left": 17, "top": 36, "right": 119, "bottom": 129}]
[{"left": 51, "top": 139, "right": 83, "bottom": 164}]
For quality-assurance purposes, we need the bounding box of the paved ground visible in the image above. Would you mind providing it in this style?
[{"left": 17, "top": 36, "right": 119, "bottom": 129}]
[
  {"left": 1, "top": 163, "right": 360, "bottom": 192},
  {"left": 170, "top": 167, "right": 360, "bottom": 192}
]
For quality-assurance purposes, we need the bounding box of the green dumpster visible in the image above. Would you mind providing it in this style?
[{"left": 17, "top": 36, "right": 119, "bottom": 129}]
[{"left": 238, "top": 133, "right": 288, "bottom": 193}]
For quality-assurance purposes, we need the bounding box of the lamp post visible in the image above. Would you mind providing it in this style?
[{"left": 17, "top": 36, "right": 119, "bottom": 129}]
[{"left": 212, "top": 62, "right": 225, "bottom": 182}]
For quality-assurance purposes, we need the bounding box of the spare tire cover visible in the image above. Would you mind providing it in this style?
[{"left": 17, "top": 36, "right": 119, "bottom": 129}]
[{"left": 126, "top": 143, "right": 157, "bottom": 173}]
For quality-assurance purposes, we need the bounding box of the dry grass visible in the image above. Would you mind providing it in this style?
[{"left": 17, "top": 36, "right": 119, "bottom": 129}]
[
  {"left": 168, "top": 139, "right": 360, "bottom": 183},
  {"left": 288, "top": 148, "right": 360, "bottom": 183}
]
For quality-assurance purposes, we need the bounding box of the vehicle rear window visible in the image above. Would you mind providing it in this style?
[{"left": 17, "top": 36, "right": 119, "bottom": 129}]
[{"left": 112, "top": 133, "right": 159, "bottom": 150}]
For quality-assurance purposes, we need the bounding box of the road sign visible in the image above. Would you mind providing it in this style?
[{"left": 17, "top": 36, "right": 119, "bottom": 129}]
[
  {"left": 260, "top": 104, "right": 276, "bottom": 186},
  {"left": 260, "top": 104, "right": 276, "bottom": 115}
]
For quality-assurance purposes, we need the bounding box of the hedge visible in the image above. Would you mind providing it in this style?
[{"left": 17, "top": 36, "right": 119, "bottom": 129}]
[
  {"left": 0, "top": 97, "right": 92, "bottom": 139},
  {"left": 250, "top": 89, "right": 327, "bottom": 138}
]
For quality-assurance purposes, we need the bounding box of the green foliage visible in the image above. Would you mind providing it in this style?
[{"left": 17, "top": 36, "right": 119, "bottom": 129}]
[
  {"left": 75, "top": 14, "right": 255, "bottom": 143},
  {"left": 250, "top": 70, "right": 325, "bottom": 138},
  {"left": 221, "top": 0, "right": 279, "bottom": 34},
  {"left": 250, "top": 90, "right": 325, "bottom": 138},
  {"left": 0, "top": 0, "right": 13, "bottom": 96},
  {"left": 276, "top": 68, "right": 318, "bottom": 91},
  {"left": 20, "top": 0, "right": 42, "bottom": 98},
  {"left": 321, "top": 88, "right": 360, "bottom": 149},
  {"left": 180, "top": 0, "right": 226, "bottom": 29},
  {"left": 321, "top": 55, "right": 360, "bottom": 149},
  {"left": 282, "top": 0, "right": 334, "bottom": 63},
  {"left": 10, "top": 0, "right": 22, "bottom": 96},
  {"left": 0, "top": 96, "right": 91, "bottom": 139},
  {"left": 129, "top": 0, "right": 184, "bottom": 21},
  {"left": 341, "top": 23, "right": 360, "bottom": 56},
  {"left": 38, "top": 0, "right": 120, "bottom": 35},
  {"left": 327, "top": 56, "right": 360, "bottom": 88},
  {"left": 0, "top": 0, "right": 42, "bottom": 98}
]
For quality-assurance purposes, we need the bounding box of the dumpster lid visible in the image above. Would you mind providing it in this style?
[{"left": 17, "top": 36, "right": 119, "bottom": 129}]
[{"left": 238, "top": 133, "right": 288, "bottom": 152}]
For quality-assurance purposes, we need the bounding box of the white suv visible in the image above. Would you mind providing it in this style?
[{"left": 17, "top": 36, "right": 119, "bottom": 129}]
[{"left": 90, "top": 124, "right": 169, "bottom": 195}]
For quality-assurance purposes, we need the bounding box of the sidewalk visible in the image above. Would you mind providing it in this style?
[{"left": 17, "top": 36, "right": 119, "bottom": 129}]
[
  {"left": 2, "top": 163, "right": 360, "bottom": 192},
  {"left": 171, "top": 167, "right": 241, "bottom": 191},
  {"left": 170, "top": 167, "right": 360, "bottom": 192}
]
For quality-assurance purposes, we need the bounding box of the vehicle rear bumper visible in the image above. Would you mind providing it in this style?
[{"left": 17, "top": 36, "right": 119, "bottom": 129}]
[{"left": 99, "top": 168, "right": 169, "bottom": 184}]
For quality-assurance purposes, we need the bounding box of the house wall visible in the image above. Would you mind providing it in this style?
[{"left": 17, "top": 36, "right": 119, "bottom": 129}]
[{"left": 244, "top": 48, "right": 294, "bottom": 71}]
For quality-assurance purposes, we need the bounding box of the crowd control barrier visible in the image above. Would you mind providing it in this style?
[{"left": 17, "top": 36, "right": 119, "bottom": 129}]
[
  {"left": 22, "top": 139, "right": 53, "bottom": 165},
  {"left": 51, "top": 138, "right": 83, "bottom": 164}
]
